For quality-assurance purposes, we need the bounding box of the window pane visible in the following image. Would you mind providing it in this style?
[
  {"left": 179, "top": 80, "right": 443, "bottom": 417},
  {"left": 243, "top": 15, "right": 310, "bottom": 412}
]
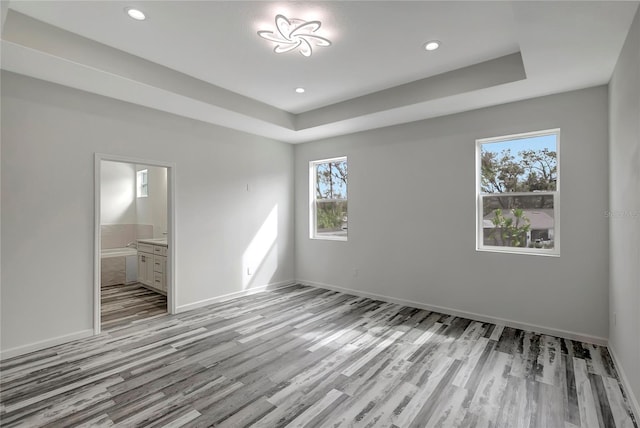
[
  {"left": 316, "top": 200, "right": 347, "bottom": 237},
  {"left": 137, "top": 169, "right": 148, "bottom": 197},
  {"left": 481, "top": 134, "right": 557, "bottom": 193},
  {"left": 316, "top": 161, "right": 347, "bottom": 199},
  {"left": 482, "top": 194, "right": 555, "bottom": 249},
  {"left": 311, "top": 157, "right": 347, "bottom": 240}
]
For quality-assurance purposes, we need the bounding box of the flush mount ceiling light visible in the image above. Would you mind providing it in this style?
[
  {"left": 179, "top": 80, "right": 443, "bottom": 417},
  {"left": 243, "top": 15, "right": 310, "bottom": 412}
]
[
  {"left": 295, "top": 87, "right": 305, "bottom": 93},
  {"left": 424, "top": 40, "right": 441, "bottom": 51},
  {"left": 258, "top": 14, "right": 331, "bottom": 57},
  {"left": 125, "top": 7, "right": 146, "bottom": 21}
]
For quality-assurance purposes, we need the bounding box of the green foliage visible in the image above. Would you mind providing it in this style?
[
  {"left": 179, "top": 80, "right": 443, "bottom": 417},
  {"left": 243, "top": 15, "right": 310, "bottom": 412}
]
[
  {"left": 316, "top": 201, "right": 347, "bottom": 231},
  {"left": 481, "top": 148, "right": 557, "bottom": 193},
  {"left": 315, "top": 160, "right": 348, "bottom": 232},
  {"left": 317, "top": 206, "right": 340, "bottom": 230},
  {"left": 488, "top": 208, "right": 531, "bottom": 247}
]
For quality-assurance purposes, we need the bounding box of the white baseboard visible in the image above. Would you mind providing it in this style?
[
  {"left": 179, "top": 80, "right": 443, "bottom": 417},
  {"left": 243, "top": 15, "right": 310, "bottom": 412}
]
[
  {"left": 608, "top": 344, "right": 640, "bottom": 423},
  {"left": 0, "top": 281, "right": 296, "bottom": 360},
  {"left": 297, "top": 279, "right": 608, "bottom": 346},
  {"left": 1, "top": 329, "right": 94, "bottom": 361},
  {"left": 176, "top": 280, "right": 297, "bottom": 313}
]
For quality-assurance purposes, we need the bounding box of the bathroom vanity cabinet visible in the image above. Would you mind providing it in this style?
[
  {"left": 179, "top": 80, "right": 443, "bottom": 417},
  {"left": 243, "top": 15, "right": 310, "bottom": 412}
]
[{"left": 137, "top": 240, "right": 168, "bottom": 294}]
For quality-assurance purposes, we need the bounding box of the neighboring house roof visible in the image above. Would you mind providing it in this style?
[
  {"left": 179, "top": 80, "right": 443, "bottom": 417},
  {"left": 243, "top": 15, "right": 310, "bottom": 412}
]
[{"left": 483, "top": 209, "right": 554, "bottom": 230}]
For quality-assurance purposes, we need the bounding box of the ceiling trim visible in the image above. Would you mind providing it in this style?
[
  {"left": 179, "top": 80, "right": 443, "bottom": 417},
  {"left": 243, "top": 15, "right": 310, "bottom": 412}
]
[
  {"left": 3, "top": 11, "right": 296, "bottom": 130},
  {"left": 296, "top": 52, "right": 526, "bottom": 130},
  {"left": 2, "top": 3, "right": 636, "bottom": 144}
]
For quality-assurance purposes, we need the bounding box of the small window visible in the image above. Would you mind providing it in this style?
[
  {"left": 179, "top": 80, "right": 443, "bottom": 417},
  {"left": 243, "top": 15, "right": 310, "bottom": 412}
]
[
  {"left": 137, "top": 169, "right": 148, "bottom": 198},
  {"left": 477, "top": 129, "right": 559, "bottom": 256},
  {"left": 310, "top": 157, "right": 348, "bottom": 240}
]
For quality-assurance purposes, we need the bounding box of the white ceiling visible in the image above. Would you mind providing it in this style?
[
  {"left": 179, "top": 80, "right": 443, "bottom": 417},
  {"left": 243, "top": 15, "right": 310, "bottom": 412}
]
[{"left": 1, "top": 1, "right": 638, "bottom": 143}]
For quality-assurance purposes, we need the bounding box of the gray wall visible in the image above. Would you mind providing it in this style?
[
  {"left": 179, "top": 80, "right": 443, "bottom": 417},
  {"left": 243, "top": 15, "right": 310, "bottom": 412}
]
[
  {"left": 295, "top": 86, "right": 610, "bottom": 341},
  {"left": 101, "top": 161, "right": 137, "bottom": 225},
  {"left": 609, "top": 6, "right": 640, "bottom": 417},
  {"left": 135, "top": 164, "right": 168, "bottom": 239},
  {"left": 1, "top": 72, "right": 295, "bottom": 354}
]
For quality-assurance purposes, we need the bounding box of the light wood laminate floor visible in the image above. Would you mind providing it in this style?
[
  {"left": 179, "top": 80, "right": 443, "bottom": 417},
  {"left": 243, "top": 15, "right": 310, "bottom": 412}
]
[{"left": 1, "top": 285, "right": 637, "bottom": 427}]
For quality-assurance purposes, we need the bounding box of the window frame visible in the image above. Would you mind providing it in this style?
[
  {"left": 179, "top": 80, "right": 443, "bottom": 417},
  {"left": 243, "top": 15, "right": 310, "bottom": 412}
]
[
  {"left": 137, "top": 169, "right": 148, "bottom": 198},
  {"left": 309, "top": 156, "right": 348, "bottom": 241},
  {"left": 475, "top": 129, "right": 560, "bottom": 257}
]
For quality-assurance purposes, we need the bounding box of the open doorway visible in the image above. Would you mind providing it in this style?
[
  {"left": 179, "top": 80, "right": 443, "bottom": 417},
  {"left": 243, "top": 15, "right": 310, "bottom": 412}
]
[{"left": 94, "top": 154, "right": 175, "bottom": 334}]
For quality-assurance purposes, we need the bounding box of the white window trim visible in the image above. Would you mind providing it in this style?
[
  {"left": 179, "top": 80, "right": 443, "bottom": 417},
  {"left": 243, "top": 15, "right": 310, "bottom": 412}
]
[
  {"left": 475, "top": 129, "right": 560, "bottom": 257},
  {"left": 309, "top": 156, "right": 348, "bottom": 241},
  {"left": 137, "top": 169, "right": 148, "bottom": 198}
]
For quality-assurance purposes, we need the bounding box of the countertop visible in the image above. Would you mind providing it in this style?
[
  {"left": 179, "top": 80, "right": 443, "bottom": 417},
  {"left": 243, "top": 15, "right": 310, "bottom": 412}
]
[{"left": 137, "top": 238, "right": 168, "bottom": 247}]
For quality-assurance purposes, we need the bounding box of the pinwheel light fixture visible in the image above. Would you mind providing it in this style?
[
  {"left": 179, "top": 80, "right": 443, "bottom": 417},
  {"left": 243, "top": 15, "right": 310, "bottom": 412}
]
[{"left": 258, "top": 14, "right": 331, "bottom": 57}]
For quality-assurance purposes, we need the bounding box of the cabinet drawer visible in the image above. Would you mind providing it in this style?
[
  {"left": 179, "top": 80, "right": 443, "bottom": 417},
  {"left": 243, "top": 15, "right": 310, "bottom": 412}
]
[
  {"left": 153, "top": 255, "right": 165, "bottom": 274},
  {"left": 153, "top": 245, "right": 168, "bottom": 256},
  {"left": 153, "top": 272, "right": 165, "bottom": 291},
  {"left": 137, "top": 243, "right": 154, "bottom": 254}
]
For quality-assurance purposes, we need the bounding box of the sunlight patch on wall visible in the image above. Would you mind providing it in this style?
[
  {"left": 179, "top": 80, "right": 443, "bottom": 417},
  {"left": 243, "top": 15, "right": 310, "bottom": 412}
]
[
  {"left": 100, "top": 161, "right": 136, "bottom": 224},
  {"left": 242, "top": 205, "right": 279, "bottom": 289}
]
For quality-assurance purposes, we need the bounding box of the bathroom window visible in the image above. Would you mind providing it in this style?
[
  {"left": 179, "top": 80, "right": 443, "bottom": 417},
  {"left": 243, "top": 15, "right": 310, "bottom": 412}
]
[{"left": 137, "top": 169, "right": 148, "bottom": 198}]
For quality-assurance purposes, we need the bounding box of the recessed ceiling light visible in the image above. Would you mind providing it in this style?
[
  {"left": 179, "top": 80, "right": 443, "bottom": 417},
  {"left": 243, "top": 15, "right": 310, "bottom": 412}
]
[
  {"left": 424, "top": 40, "right": 441, "bottom": 51},
  {"left": 125, "top": 7, "right": 146, "bottom": 21},
  {"left": 295, "top": 87, "right": 306, "bottom": 94},
  {"left": 258, "top": 14, "right": 331, "bottom": 57}
]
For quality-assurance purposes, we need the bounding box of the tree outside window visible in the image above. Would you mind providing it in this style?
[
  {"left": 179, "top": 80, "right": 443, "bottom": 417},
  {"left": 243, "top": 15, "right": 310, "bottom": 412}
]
[
  {"left": 310, "top": 157, "right": 347, "bottom": 240},
  {"left": 477, "top": 130, "right": 559, "bottom": 255}
]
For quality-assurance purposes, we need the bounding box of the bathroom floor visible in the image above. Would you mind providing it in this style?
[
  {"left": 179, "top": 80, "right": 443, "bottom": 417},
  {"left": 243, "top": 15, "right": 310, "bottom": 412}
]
[{"left": 101, "top": 283, "right": 167, "bottom": 331}]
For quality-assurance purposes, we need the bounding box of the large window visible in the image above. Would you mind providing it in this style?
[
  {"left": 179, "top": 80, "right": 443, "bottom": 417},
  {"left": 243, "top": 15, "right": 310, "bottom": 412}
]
[
  {"left": 310, "top": 157, "right": 348, "bottom": 240},
  {"left": 476, "top": 129, "right": 559, "bottom": 256}
]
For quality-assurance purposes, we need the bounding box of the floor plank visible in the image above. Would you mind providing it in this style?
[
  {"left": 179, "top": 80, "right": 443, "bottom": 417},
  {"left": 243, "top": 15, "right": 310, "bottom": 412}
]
[
  {"left": 101, "top": 283, "right": 167, "bottom": 331},
  {"left": 1, "top": 284, "right": 637, "bottom": 428}
]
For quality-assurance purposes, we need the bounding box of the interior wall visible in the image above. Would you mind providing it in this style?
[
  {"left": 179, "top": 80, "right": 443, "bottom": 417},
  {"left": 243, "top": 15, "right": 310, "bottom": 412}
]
[
  {"left": 608, "top": 5, "right": 640, "bottom": 417},
  {"left": 1, "top": 0, "right": 8, "bottom": 31},
  {"left": 101, "top": 160, "right": 136, "bottom": 224},
  {"left": 135, "top": 164, "right": 168, "bottom": 238},
  {"left": 1, "top": 71, "right": 295, "bottom": 354},
  {"left": 295, "top": 86, "right": 610, "bottom": 341}
]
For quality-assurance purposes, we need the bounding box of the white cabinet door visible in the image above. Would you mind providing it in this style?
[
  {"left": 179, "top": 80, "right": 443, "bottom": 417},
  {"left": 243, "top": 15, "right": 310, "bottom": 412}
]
[
  {"left": 138, "top": 245, "right": 167, "bottom": 293},
  {"left": 137, "top": 253, "right": 147, "bottom": 284},
  {"left": 138, "top": 252, "right": 155, "bottom": 287},
  {"left": 153, "top": 272, "right": 165, "bottom": 292},
  {"left": 153, "top": 255, "right": 165, "bottom": 274},
  {"left": 144, "top": 254, "right": 155, "bottom": 287},
  {"left": 152, "top": 253, "right": 167, "bottom": 292}
]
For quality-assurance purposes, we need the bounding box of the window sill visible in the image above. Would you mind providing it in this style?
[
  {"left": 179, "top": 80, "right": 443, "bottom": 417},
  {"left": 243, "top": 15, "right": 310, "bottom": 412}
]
[
  {"left": 476, "top": 246, "right": 559, "bottom": 257},
  {"left": 311, "top": 235, "right": 348, "bottom": 242}
]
